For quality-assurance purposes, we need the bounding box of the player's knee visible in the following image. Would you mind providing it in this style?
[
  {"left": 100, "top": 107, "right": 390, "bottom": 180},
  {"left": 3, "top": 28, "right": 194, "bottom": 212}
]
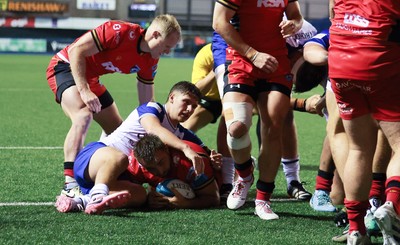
[
  {"left": 227, "top": 121, "right": 248, "bottom": 138},
  {"left": 223, "top": 102, "right": 253, "bottom": 150},
  {"left": 74, "top": 108, "right": 93, "bottom": 125},
  {"left": 227, "top": 132, "right": 251, "bottom": 150}
]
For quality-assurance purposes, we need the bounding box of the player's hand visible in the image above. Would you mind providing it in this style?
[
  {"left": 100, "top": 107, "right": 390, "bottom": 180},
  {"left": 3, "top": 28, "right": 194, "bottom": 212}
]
[
  {"left": 167, "top": 189, "right": 191, "bottom": 209},
  {"left": 314, "top": 95, "right": 326, "bottom": 117},
  {"left": 182, "top": 147, "right": 204, "bottom": 175},
  {"left": 305, "top": 94, "right": 323, "bottom": 115},
  {"left": 209, "top": 149, "right": 222, "bottom": 170},
  {"left": 252, "top": 52, "right": 279, "bottom": 74},
  {"left": 80, "top": 89, "right": 102, "bottom": 113},
  {"left": 147, "top": 190, "right": 170, "bottom": 209},
  {"left": 279, "top": 20, "right": 298, "bottom": 38}
]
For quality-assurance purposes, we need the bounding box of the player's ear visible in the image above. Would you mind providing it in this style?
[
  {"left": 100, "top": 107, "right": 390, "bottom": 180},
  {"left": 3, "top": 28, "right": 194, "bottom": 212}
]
[
  {"left": 168, "top": 92, "right": 175, "bottom": 103},
  {"left": 152, "top": 30, "right": 161, "bottom": 39}
]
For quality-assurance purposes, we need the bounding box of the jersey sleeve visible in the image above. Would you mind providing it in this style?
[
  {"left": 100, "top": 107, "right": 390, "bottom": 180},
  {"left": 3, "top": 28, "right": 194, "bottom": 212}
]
[
  {"left": 91, "top": 20, "right": 131, "bottom": 51},
  {"left": 137, "top": 102, "right": 164, "bottom": 122},
  {"left": 304, "top": 29, "right": 330, "bottom": 50}
]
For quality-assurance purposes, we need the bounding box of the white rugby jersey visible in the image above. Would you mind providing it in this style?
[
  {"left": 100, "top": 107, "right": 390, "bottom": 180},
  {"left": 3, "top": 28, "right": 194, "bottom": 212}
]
[{"left": 100, "top": 102, "right": 203, "bottom": 156}]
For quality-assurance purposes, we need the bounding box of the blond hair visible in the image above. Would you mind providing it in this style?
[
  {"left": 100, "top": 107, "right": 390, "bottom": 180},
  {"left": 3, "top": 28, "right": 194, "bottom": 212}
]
[{"left": 151, "top": 14, "right": 181, "bottom": 39}]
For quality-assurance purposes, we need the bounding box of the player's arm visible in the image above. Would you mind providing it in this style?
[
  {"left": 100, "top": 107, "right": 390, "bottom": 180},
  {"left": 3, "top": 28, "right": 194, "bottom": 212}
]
[
  {"left": 303, "top": 43, "right": 328, "bottom": 66},
  {"left": 68, "top": 32, "right": 102, "bottom": 113},
  {"left": 137, "top": 78, "right": 155, "bottom": 104},
  {"left": 213, "top": 2, "right": 278, "bottom": 73},
  {"left": 291, "top": 94, "right": 325, "bottom": 116},
  {"left": 140, "top": 115, "right": 205, "bottom": 175},
  {"left": 168, "top": 179, "right": 220, "bottom": 209},
  {"left": 329, "top": 0, "right": 335, "bottom": 20},
  {"left": 193, "top": 70, "right": 215, "bottom": 95},
  {"left": 281, "top": 1, "right": 303, "bottom": 38}
]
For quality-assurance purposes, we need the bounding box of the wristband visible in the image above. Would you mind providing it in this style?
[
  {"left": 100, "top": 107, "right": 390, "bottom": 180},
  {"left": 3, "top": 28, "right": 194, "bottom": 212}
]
[
  {"left": 250, "top": 52, "right": 259, "bottom": 62},
  {"left": 293, "top": 98, "right": 307, "bottom": 112}
]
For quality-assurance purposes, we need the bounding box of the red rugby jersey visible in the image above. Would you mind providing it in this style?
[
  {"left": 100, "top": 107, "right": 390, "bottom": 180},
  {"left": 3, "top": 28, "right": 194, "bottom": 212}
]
[
  {"left": 329, "top": 0, "right": 400, "bottom": 80},
  {"left": 57, "top": 20, "right": 158, "bottom": 83},
  {"left": 218, "top": 0, "right": 289, "bottom": 56},
  {"left": 127, "top": 141, "right": 215, "bottom": 190}
]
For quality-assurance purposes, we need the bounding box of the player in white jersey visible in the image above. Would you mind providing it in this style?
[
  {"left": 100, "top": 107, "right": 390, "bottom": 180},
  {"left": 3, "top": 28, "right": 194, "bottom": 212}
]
[{"left": 55, "top": 81, "right": 221, "bottom": 215}]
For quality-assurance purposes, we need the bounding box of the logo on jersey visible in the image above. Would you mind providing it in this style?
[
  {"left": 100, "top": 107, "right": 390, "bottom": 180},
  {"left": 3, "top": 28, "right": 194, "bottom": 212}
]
[
  {"left": 130, "top": 65, "right": 141, "bottom": 74},
  {"left": 113, "top": 23, "right": 122, "bottom": 30},
  {"left": 344, "top": 13, "right": 369, "bottom": 27},
  {"left": 129, "top": 30, "right": 136, "bottom": 40},
  {"left": 285, "top": 74, "right": 293, "bottom": 81},
  {"left": 102, "top": 61, "right": 122, "bottom": 73},
  {"left": 257, "top": 0, "right": 285, "bottom": 8},
  {"left": 151, "top": 64, "right": 158, "bottom": 78}
]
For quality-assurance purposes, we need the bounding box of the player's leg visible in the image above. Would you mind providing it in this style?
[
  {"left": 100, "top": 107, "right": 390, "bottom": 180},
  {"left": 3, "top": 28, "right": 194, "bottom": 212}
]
[
  {"left": 224, "top": 91, "right": 255, "bottom": 210},
  {"left": 93, "top": 90, "right": 123, "bottom": 137},
  {"left": 310, "top": 135, "right": 337, "bottom": 212},
  {"left": 255, "top": 90, "right": 290, "bottom": 220},
  {"left": 375, "top": 121, "right": 400, "bottom": 244},
  {"left": 366, "top": 129, "right": 391, "bottom": 236},
  {"left": 217, "top": 114, "right": 235, "bottom": 201},
  {"left": 342, "top": 114, "right": 377, "bottom": 238},
  {"left": 84, "top": 146, "right": 132, "bottom": 214},
  {"left": 281, "top": 109, "right": 312, "bottom": 201},
  {"left": 60, "top": 86, "right": 93, "bottom": 195}
]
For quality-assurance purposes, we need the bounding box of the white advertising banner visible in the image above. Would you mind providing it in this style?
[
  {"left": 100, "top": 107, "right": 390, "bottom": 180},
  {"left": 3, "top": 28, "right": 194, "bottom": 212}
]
[{"left": 77, "top": 0, "right": 116, "bottom": 10}]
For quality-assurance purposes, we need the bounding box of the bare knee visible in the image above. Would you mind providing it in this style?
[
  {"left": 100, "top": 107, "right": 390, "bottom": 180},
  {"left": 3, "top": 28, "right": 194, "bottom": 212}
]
[
  {"left": 228, "top": 121, "right": 248, "bottom": 138},
  {"left": 72, "top": 108, "right": 93, "bottom": 130}
]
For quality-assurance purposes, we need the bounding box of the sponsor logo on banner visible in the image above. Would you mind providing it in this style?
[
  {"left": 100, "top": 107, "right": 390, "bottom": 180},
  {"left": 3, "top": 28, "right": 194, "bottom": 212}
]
[{"left": 77, "top": 0, "right": 116, "bottom": 10}]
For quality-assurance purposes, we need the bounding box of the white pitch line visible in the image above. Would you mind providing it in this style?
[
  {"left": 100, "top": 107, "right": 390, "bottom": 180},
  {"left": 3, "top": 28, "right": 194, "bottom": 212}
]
[
  {"left": 0, "top": 198, "right": 299, "bottom": 207},
  {"left": 0, "top": 202, "right": 54, "bottom": 206},
  {"left": 0, "top": 146, "right": 62, "bottom": 150}
]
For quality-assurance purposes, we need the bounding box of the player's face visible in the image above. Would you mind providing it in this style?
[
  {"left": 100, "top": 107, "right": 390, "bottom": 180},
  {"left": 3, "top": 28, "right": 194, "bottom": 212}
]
[
  {"left": 143, "top": 150, "right": 171, "bottom": 177},
  {"left": 149, "top": 31, "right": 180, "bottom": 59},
  {"left": 170, "top": 92, "right": 198, "bottom": 122}
]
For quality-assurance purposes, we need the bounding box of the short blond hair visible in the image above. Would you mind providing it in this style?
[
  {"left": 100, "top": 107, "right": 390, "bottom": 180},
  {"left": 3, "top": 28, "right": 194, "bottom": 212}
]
[{"left": 151, "top": 14, "right": 181, "bottom": 39}]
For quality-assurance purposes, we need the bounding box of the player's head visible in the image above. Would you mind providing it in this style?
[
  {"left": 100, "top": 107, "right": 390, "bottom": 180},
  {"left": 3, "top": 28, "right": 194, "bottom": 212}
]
[
  {"left": 166, "top": 81, "right": 201, "bottom": 122},
  {"left": 146, "top": 14, "right": 181, "bottom": 59},
  {"left": 134, "top": 134, "right": 171, "bottom": 177},
  {"left": 293, "top": 61, "right": 328, "bottom": 93}
]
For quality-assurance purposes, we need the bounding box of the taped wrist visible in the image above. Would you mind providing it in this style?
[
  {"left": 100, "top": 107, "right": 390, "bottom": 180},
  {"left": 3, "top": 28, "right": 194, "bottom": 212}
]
[{"left": 293, "top": 98, "right": 307, "bottom": 112}]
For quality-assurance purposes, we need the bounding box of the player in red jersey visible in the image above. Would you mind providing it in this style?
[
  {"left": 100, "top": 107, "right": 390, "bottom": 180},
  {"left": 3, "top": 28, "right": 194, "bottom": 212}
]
[
  {"left": 128, "top": 134, "right": 220, "bottom": 209},
  {"left": 329, "top": 0, "right": 400, "bottom": 243},
  {"left": 212, "top": 0, "right": 303, "bottom": 220},
  {"left": 46, "top": 15, "right": 182, "bottom": 198}
]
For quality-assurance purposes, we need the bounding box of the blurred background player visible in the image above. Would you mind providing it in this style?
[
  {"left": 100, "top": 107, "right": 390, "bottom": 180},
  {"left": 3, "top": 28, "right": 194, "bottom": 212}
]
[{"left": 46, "top": 15, "right": 182, "bottom": 198}]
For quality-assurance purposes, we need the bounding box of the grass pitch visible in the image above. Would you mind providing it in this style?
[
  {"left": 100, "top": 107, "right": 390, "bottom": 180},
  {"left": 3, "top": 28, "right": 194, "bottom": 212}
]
[{"left": 0, "top": 54, "right": 383, "bottom": 244}]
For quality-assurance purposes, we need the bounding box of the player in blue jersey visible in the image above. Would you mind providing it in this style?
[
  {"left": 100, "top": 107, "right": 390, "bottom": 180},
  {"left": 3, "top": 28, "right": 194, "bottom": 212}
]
[{"left": 54, "top": 81, "right": 222, "bottom": 215}]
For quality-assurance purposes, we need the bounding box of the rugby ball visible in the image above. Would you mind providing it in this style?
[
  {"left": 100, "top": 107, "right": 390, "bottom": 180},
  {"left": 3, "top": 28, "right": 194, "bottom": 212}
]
[{"left": 156, "top": 179, "right": 195, "bottom": 199}]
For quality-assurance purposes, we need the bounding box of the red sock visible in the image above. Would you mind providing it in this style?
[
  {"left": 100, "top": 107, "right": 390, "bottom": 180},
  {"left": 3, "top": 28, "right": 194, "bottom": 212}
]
[
  {"left": 344, "top": 199, "right": 369, "bottom": 235},
  {"left": 385, "top": 176, "right": 400, "bottom": 215},
  {"left": 369, "top": 173, "right": 386, "bottom": 203},
  {"left": 256, "top": 189, "right": 272, "bottom": 202},
  {"left": 315, "top": 176, "right": 333, "bottom": 192},
  {"left": 64, "top": 169, "right": 74, "bottom": 178}
]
